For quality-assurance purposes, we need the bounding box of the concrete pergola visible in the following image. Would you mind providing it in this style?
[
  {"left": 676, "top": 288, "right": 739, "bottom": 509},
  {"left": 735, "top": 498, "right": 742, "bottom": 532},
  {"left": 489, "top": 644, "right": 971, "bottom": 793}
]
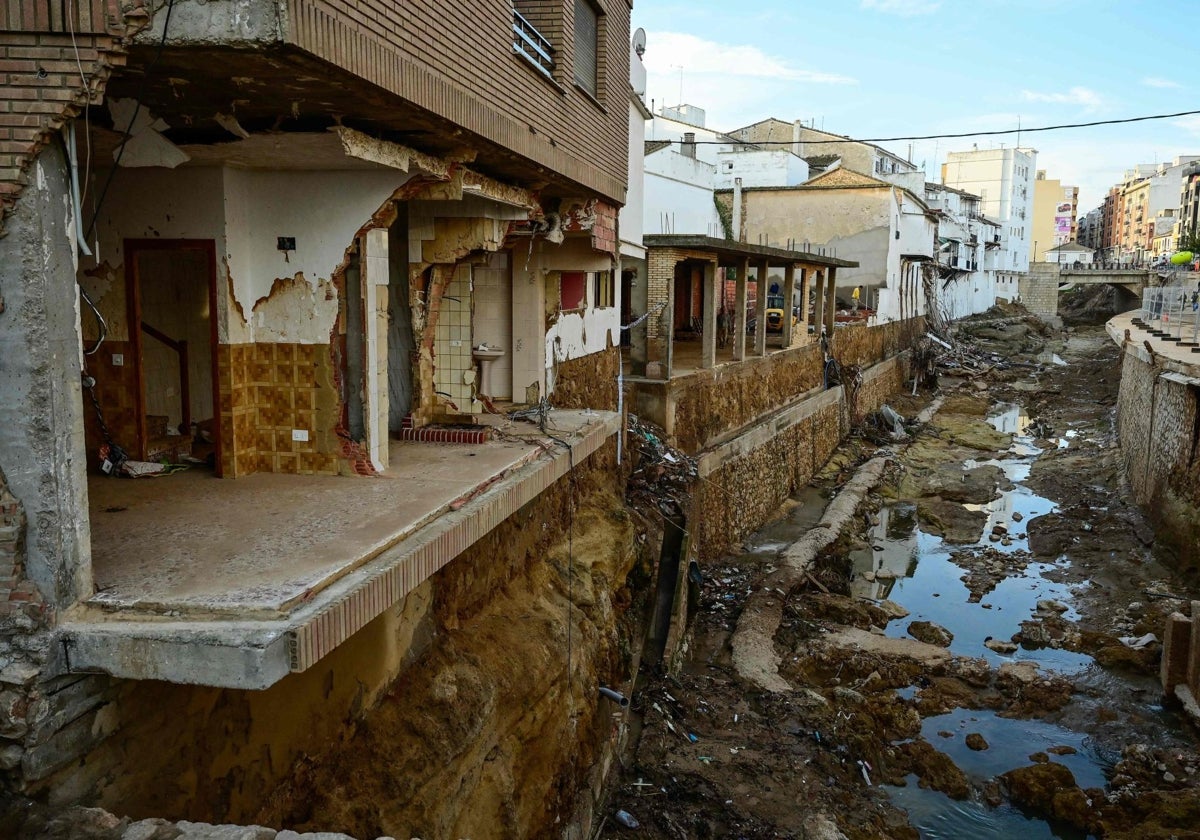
[{"left": 632, "top": 235, "right": 858, "bottom": 379}]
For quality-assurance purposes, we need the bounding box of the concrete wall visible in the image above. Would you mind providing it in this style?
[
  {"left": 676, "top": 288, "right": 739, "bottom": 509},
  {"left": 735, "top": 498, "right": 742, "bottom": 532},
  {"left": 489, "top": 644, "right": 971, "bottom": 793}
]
[
  {"left": 644, "top": 152, "right": 720, "bottom": 236},
  {"left": 0, "top": 143, "right": 91, "bottom": 609},
  {"left": 1115, "top": 340, "right": 1200, "bottom": 570},
  {"left": 715, "top": 149, "right": 808, "bottom": 189}
]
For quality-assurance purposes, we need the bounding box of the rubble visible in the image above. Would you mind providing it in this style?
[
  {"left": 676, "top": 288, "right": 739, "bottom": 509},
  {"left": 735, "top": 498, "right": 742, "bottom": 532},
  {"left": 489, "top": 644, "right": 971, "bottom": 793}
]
[{"left": 624, "top": 414, "right": 697, "bottom": 516}]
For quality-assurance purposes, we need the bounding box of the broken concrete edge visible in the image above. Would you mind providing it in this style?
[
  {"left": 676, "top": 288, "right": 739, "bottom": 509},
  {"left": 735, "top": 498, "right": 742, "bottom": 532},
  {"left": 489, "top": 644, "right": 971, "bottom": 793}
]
[
  {"left": 51, "top": 413, "right": 620, "bottom": 690},
  {"left": 16, "top": 805, "right": 400, "bottom": 840},
  {"left": 1107, "top": 314, "right": 1200, "bottom": 377},
  {"left": 730, "top": 395, "right": 946, "bottom": 692}
]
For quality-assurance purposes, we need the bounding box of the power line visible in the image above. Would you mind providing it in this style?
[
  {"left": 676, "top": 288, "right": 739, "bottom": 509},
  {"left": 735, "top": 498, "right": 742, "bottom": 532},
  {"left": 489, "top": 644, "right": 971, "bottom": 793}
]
[{"left": 674, "top": 109, "right": 1200, "bottom": 146}]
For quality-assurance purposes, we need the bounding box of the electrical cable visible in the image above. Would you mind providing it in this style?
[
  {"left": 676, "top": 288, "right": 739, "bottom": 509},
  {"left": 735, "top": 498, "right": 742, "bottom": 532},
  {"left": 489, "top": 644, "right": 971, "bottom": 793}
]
[
  {"left": 81, "top": 0, "right": 177, "bottom": 246},
  {"left": 662, "top": 109, "right": 1200, "bottom": 146}
]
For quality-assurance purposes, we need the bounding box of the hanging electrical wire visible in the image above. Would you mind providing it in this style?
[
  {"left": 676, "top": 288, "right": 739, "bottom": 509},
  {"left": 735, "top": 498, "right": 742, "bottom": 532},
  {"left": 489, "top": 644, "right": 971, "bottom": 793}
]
[{"left": 663, "top": 109, "right": 1200, "bottom": 146}]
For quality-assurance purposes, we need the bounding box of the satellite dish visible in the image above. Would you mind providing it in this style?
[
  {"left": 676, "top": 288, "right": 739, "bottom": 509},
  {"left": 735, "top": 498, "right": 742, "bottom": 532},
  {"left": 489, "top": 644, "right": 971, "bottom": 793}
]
[{"left": 633, "top": 28, "right": 647, "bottom": 57}]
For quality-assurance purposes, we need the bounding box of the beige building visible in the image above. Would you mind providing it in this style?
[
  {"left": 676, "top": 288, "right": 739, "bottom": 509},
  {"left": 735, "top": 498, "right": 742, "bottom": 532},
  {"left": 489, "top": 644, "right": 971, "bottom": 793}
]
[
  {"left": 1031, "top": 171, "right": 1079, "bottom": 261},
  {"left": 730, "top": 118, "right": 919, "bottom": 184},
  {"left": 715, "top": 167, "right": 936, "bottom": 323}
]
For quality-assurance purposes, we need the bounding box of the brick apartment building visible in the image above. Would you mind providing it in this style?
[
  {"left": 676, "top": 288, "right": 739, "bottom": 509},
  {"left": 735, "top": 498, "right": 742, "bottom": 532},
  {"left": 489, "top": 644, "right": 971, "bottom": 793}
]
[{"left": 0, "top": 0, "right": 637, "bottom": 823}]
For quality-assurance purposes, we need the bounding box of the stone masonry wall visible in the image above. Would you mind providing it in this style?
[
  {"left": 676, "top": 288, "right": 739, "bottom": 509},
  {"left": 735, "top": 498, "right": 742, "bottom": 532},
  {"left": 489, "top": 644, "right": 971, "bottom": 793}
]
[
  {"left": 1018, "top": 264, "right": 1059, "bottom": 321},
  {"left": 695, "top": 354, "right": 906, "bottom": 559},
  {"left": 1117, "top": 346, "right": 1200, "bottom": 570}
]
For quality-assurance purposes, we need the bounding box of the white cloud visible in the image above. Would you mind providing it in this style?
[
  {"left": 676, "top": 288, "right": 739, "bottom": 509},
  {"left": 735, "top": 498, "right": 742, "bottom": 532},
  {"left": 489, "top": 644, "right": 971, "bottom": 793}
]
[
  {"left": 643, "top": 32, "right": 856, "bottom": 85},
  {"left": 1175, "top": 115, "right": 1200, "bottom": 135},
  {"left": 1143, "top": 77, "right": 1183, "bottom": 89},
  {"left": 1020, "top": 87, "right": 1103, "bottom": 110},
  {"left": 860, "top": 0, "right": 942, "bottom": 15}
]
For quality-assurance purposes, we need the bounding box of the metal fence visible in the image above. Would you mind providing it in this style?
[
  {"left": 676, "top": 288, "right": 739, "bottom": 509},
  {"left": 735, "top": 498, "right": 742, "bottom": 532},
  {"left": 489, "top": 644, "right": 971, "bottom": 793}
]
[{"left": 1141, "top": 283, "right": 1200, "bottom": 344}]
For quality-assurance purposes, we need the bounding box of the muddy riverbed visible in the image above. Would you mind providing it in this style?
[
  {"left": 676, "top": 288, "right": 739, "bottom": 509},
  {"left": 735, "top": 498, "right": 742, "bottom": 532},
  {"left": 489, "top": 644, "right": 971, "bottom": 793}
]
[{"left": 603, "top": 317, "right": 1200, "bottom": 839}]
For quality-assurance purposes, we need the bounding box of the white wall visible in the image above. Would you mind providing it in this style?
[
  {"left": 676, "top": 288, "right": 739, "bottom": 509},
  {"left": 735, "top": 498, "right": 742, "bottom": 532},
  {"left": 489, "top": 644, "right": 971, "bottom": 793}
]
[
  {"left": 223, "top": 168, "right": 409, "bottom": 344},
  {"left": 644, "top": 152, "right": 721, "bottom": 236},
  {"left": 715, "top": 149, "right": 808, "bottom": 189}
]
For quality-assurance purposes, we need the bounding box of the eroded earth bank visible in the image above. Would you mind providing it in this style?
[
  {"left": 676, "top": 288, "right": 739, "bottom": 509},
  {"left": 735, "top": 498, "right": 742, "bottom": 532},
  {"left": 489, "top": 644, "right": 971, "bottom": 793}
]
[{"left": 604, "top": 310, "right": 1200, "bottom": 839}]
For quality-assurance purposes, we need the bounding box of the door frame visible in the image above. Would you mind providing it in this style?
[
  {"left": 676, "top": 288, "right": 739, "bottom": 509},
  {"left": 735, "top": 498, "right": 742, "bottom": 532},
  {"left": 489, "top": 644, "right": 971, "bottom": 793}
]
[{"left": 123, "top": 239, "right": 222, "bottom": 475}]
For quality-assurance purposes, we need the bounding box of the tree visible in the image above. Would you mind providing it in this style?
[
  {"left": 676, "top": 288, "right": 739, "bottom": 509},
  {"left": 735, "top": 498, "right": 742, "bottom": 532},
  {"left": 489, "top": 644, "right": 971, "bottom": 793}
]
[{"left": 1179, "top": 224, "right": 1200, "bottom": 254}]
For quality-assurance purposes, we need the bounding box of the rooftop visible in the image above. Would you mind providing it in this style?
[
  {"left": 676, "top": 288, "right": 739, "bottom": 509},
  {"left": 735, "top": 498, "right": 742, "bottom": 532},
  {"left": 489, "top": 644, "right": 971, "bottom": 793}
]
[{"left": 643, "top": 234, "right": 858, "bottom": 268}]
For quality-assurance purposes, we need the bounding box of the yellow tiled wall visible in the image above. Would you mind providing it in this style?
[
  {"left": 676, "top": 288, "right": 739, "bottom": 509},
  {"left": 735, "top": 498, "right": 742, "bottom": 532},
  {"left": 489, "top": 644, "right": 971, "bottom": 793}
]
[{"left": 218, "top": 343, "right": 341, "bottom": 477}]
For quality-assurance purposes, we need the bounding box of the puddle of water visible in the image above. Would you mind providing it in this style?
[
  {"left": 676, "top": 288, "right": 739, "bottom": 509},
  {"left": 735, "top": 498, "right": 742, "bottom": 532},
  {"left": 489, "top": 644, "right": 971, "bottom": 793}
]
[
  {"left": 1037, "top": 351, "right": 1070, "bottom": 367},
  {"left": 886, "top": 775, "right": 1095, "bottom": 840},
  {"left": 866, "top": 529, "right": 1091, "bottom": 672},
  {"left": 986, "top": 403, "right": 1030, "bottom": 435},
  {"left": 919, "top": 708, "right": 1111, "bottom": 789},
  {"left": 743, "top": 486, "right": 830, "bottom": 556}
]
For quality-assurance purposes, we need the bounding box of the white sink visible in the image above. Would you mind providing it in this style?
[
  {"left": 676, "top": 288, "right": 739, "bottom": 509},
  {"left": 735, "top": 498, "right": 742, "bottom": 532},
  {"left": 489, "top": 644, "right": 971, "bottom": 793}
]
[{"left": 472, "top": 347, "right": 504, "bottom": 361}]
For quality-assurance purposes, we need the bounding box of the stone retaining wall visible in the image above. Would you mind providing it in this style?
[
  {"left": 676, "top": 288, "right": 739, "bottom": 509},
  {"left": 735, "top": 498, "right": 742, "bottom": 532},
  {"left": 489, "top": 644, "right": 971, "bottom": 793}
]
[{"left": 1115, "top": 345, "right": 1200, "bottom": 570}]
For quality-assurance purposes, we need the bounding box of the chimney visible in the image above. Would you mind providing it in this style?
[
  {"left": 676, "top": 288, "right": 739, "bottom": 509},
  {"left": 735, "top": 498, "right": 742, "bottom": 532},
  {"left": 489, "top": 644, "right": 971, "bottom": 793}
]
[{"left": 682, "top": 132, "right": 696, "bottom": 159}]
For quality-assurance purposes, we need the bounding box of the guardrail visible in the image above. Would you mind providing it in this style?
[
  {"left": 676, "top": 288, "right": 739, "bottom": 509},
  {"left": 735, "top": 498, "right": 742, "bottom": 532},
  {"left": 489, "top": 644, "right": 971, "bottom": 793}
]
[
  {"left": 512, "top": 9, "right": 554, "bottom": 78},
  {"left": 1141, "top": 285, "right": 1200, "bottom": 345}
]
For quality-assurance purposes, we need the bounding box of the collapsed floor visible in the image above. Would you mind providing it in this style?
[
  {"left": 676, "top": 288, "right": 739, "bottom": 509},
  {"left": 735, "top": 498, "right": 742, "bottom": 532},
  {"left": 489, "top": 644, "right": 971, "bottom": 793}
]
[{"left": 603, "top": 309, "right": 1200, "bottom": 839}]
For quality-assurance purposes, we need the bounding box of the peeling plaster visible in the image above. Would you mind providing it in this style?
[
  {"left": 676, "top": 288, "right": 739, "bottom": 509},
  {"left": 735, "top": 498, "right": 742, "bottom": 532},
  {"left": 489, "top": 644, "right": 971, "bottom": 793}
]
[{"left": 249, "top": 272, "right": 338, "bottom": 343}]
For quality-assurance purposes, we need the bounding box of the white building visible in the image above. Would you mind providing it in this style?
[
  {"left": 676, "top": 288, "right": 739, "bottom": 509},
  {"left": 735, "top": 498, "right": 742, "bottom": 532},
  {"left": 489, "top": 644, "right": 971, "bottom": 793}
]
[
  {"left": 619, "top": 33, "right": 653, "bottom": 295},
  {"left": 942, "top": 147, "right": 1038, "bottom": 274},
  {"left": 924, "top": 183, "right": 1009, "bottom": 320}
]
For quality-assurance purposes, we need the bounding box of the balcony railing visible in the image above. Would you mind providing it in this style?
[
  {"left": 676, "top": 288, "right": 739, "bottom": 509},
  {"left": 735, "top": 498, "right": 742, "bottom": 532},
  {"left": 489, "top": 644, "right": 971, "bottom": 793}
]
[{"left": 513, "top": 9, "right": 554, "bottom": 78}]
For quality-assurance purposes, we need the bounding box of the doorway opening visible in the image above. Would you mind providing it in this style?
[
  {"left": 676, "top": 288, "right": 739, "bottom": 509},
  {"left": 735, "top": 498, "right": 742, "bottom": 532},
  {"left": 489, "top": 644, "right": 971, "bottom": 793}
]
[{"left": 124, "top": 239, "right": 221, "bottom": 474}]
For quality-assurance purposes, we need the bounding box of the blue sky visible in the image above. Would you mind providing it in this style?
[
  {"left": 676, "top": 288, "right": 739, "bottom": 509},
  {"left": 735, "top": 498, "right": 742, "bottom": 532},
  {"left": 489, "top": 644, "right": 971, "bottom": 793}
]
[{"left": 632, "top": 0, "right": 1200, "bottom": 211}]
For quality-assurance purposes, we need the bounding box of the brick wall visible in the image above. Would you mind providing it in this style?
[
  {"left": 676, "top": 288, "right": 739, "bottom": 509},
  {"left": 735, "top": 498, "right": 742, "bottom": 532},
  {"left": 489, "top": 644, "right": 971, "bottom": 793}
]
[
  {"left": 285, "top": 0, "right": 630, "bottom": 202},
  {"left": 0, "top": 5, "right": 138, "bottom": 235}
]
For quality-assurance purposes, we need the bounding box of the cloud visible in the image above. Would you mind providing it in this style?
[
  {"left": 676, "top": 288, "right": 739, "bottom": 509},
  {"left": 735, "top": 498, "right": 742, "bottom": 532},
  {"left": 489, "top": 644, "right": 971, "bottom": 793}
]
[
  {"left": 1175, "top": 115, "right": 1200, "bottom": 135},
  {"left": 859, "top": 0, "right": 941, "bottom": 15},
  {"left": 1142, "top": 77, "right": 1183, "bottom": 89},
  {"left": 643, "top": 32, "right": 856, "bottom": 85},
  {"left": 1020, "top": 86, "right": 1103, "bottom": 109}
]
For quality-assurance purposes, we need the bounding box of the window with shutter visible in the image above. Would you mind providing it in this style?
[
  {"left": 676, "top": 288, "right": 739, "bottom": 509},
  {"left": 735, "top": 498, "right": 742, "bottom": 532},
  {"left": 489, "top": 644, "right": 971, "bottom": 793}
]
[{"left": 574, "top": 0, "right": 598, "bottom": 97}]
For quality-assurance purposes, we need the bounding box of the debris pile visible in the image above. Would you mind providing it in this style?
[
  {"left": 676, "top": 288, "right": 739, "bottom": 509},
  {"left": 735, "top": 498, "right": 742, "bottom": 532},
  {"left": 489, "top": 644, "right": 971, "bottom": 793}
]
[{"left": 625, "top": 414, "right": 697, "bottom": 514}]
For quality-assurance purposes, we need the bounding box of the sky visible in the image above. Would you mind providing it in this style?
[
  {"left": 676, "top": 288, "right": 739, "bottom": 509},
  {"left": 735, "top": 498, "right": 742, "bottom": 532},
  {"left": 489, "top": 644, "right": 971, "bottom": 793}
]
[{"left": 630, "top": 0, "right": 1200, "bottom": 212}]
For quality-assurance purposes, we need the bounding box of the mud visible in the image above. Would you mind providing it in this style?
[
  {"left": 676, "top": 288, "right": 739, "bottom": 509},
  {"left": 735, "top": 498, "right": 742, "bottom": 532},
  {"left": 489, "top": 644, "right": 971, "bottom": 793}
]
[{"left": 603, "top": 312, "right": 1200, "bottom": 839}]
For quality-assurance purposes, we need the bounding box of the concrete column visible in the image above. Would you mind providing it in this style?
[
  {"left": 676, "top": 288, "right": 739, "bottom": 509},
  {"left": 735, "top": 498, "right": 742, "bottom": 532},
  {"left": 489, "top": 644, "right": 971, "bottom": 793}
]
[
  {"left": 1162, "top": 611, "right": 1192, "bottom": 692},
  {"left": 630, "top": 258, "right": 649, "bottom": 376},
  {"left": 825, "top": 266, "right": 838, "bottom": 335},
  {"left": 664, "top": 261, "right": 676, "bottom": 379},
  {"left": 755, "top": 259, "right": 768, "bottom": 357},
  {"left": 362, "top": 228, "right": 389, "bottom": 470},
  {"left": 1189, "top": 602, "right": 1200, "bottom": 695},
  {"left": 701, "top": 261, "right": 717, "bottom": 369},
  {"left": 733, "top": 257, "right": 748, "bottom": 361},
  {"left": 782, "top": 264, "right": 796, "bottom": 348},
  {"left": 798, "top": 267, "right": 811, "bottom": 339},
  {"left": 0, "top": 143, "right": 92, "bottom": 608},
  {"left": 813, "top": 271, "right": 826, "bottom": 336}
]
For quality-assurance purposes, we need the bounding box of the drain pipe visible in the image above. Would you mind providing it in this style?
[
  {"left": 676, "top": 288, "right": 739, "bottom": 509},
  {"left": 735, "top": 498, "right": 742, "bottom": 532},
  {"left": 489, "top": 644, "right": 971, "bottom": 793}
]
[{"left": 598, "top": 686, "right": 629, "bottom": 707}]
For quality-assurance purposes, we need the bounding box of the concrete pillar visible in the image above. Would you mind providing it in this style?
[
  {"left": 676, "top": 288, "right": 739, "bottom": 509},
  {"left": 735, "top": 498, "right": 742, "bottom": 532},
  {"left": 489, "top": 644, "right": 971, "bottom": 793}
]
[
  {"left": 1189, "top": 601, "right": 1200, "bottom": 695},
  {"left": 362, "top": 228, "right": 389, "bottom": 470},
  {"left": 733, "top": 257, "right": 748, "bottom": 361},
  {"left": 799, "top": 267, "right": 810, "bottom": 338},
  {"left": 701, "top": 261, "right": 717, "bottom": 369},
  {"left": 0, "top": 143, "right": 92, "bottom": 608},
  {"left": 1162, "top": 611, "right": 1192, "bottom": 692},
  {"left": 825, "top": 266, "right": 838, "bottom": 335},
  {"left": 814, "top": 271, "right": 826, "bottom": 336},
  {"left": 630, "top": 260, "right": 649, "bottom": 377},
  {"left": 755, "top": 259, "right": 768, "bottom": 357},
  {"left": 782, "top": 264, "right": 796, "bottom": 348},
  {"left": 664, "top": 260, "right": 676, "bottom": 379}
]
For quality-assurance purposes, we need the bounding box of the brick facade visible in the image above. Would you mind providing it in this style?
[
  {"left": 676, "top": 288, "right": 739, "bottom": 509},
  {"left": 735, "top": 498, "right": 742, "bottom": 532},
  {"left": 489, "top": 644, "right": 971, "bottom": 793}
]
[{"left": 0, "top": 3, "right": 139, "bottom": 236}]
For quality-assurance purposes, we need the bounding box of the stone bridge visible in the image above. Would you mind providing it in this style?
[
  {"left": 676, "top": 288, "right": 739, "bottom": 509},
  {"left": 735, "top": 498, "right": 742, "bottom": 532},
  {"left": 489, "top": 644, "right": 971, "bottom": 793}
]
[{"left": 1017, "top": 262, "right": 1157, "bottom": 321}]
